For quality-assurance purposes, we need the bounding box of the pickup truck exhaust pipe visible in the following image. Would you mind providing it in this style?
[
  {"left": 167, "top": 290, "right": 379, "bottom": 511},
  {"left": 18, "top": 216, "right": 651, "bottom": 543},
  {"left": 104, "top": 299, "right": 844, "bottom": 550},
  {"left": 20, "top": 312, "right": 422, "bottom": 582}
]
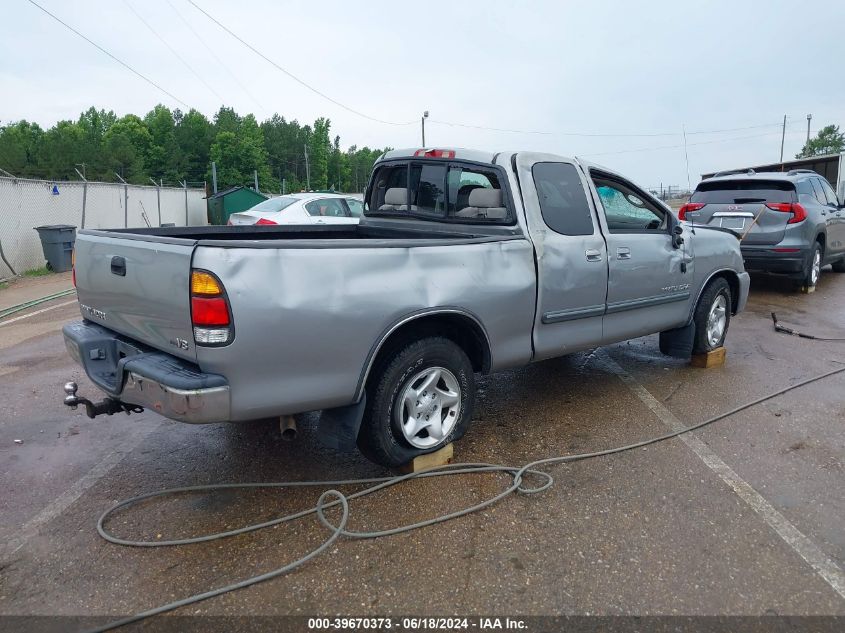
[{"left": 279, "top": 415, "right": 298, "bottom": 441}]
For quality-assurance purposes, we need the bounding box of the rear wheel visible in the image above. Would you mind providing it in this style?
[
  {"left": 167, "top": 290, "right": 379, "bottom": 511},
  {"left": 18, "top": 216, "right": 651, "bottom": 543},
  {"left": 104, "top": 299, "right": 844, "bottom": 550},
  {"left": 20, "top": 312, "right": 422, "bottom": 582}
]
[
  {"left": 692, "top": 278, "right": 731, "bottom": 354},
  {"left": 800, "top": 243, "right": 823, "bottom": 288},
  {"left": 358, "top": 337, "right": 475, "bottom": 468}
]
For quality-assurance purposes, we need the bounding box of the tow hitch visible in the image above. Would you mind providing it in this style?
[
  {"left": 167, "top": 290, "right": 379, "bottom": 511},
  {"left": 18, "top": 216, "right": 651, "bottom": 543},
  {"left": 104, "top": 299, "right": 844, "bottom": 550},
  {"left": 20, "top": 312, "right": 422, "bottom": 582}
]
[{"left": 63, "top": 381, "right": 144, "bottom": 418}]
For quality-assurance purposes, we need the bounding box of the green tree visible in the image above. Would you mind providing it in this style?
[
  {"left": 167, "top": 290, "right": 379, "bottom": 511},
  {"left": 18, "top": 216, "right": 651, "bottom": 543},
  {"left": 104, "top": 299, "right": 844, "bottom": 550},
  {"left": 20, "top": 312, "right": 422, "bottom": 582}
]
[
  {"left": 208, "top": 113, "right": 271, "bottom": 190},
  {"left": 37, "top": 120, "right": 87, "bottom": 180},
  {"left": 76, "top": 107, "right": 116, "bottom": 180},
  {"left": 0, "top": 120, "right": 44, "bottom": 177},
  {"left": 308, "top": 117, "right": 330, "bottom": 190},
  {"left": 796, "top": 124, "right": 845, "bottom": 158},
  {"left": 144, "top": 104, "right": 178, "bottom": 182},
  {"left": 174, "top": 109, "right": 213, "bottom": 184},
  {"left": 103, "top": 115, "right": 152, "bottom": 183}
]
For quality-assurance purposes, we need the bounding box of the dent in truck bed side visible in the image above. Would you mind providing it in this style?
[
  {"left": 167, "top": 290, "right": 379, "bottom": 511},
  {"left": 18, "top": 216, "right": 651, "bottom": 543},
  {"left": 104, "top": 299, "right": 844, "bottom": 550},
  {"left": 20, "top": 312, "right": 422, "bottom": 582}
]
[{"left": 191, "top": 237, "right": 537, "bottom": 421}]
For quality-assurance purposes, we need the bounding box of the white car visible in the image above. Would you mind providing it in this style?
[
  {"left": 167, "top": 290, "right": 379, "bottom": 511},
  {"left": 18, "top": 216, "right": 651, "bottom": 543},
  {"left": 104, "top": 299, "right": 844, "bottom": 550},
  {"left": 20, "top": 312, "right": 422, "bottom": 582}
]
[{"left": 227, "top": 192, "right": 364, "bottom": 226}]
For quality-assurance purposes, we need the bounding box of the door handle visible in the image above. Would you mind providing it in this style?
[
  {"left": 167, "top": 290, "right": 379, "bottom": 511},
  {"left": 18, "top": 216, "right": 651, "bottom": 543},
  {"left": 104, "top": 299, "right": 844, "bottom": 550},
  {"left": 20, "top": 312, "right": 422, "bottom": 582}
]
[
  {"left": 616, "top": 247, "right": 631, "bottom": 260},
  {"left": 110, "top": 256, "right": 126, "bottom": 276},
  {"left": 585, "top": 249, "right": 602, "bottom": 262}
]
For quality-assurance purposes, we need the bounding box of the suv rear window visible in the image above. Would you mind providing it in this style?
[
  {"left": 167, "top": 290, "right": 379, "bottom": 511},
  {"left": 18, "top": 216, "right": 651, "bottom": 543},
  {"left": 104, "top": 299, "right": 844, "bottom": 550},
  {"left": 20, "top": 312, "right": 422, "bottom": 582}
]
[{"left": 691, "top": 180, "right": 795, "bottom": 204}]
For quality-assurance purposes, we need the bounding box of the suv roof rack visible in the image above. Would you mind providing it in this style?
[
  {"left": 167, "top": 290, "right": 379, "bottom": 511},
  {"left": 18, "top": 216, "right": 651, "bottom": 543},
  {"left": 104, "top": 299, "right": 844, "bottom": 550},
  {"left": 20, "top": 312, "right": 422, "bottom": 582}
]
[
  {"left": 712, "top": 168, "right": 756, "bottom": 177},
  {"left": 786, "top": 169, "right": 817, "bottom": 176}
]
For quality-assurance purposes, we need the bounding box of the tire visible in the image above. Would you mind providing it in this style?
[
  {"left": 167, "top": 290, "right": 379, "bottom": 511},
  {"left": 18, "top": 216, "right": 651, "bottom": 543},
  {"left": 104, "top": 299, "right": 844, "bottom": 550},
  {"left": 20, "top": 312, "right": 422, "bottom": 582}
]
[
  {"left": 832, "top": 257, "right": 845, "bottom": 273},
  {"left": 800, "top": 243, "right": 823, "bottom": 288},
  {"left": 357, "top": 336, "right": 475, "bottom": 468},
  {"left": 692, "top": 278, "right": 731, "bottom": 355}
]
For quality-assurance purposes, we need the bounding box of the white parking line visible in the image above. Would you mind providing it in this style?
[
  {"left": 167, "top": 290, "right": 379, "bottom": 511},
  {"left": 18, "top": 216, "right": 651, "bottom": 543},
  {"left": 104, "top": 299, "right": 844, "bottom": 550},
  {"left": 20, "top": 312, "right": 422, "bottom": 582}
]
[
  {"left": 1, "top": 421, "right": 161, "bottom": 559},
  {"left": 0, "top": 299, "right": 78, "bottom": 327},
  {"left": 597, "top": 350, "right": 845, "bottom": 602}
]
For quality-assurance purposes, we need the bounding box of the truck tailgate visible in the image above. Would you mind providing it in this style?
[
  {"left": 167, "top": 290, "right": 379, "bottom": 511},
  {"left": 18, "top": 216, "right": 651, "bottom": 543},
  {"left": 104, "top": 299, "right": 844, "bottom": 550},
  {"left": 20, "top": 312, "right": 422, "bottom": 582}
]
[{"left": 74, "top": 232, "right": 197, "bottom": 362}]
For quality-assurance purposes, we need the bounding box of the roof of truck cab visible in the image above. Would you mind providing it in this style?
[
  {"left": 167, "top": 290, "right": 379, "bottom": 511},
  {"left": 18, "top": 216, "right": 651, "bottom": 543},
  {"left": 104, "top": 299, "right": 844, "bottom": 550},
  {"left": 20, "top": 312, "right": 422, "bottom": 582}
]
[
  {"left": 379, "top": 148, "right": 613, "bottom": 170},
  {"left": 380, "top": 148, "right": 499, "bottom": 164}
]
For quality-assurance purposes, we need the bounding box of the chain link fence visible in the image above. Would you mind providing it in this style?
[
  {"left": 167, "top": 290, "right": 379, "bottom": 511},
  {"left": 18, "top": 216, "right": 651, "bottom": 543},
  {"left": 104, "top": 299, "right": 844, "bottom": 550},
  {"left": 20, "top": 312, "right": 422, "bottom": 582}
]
[{"left": 0, "top": 177, "right": 207, "bottom": 278}]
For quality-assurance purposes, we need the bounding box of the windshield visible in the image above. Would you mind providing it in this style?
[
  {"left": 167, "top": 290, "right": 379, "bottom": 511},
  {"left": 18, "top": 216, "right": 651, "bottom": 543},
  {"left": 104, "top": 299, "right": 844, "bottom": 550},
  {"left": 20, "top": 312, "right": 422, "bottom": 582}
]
[{"left": 247, "top": 196, "right": 299, "bottom": 213}]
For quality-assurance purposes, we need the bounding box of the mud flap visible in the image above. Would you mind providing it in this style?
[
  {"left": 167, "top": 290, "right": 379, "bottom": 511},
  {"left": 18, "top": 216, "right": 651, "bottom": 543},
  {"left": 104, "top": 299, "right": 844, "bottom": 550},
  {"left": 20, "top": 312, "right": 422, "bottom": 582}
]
[
  {"left": 659, "top": 322, "right": 696, "bottom": 358},
  {"left": 317, "top": 395, "right": 367, "bottom": 452}
]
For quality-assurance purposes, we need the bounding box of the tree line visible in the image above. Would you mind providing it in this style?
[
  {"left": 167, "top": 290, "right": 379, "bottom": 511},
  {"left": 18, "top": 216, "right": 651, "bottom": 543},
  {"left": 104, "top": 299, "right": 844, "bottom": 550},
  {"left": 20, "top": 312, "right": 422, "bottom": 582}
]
[{"left": 0, "top": 105, "right": 390, "bottom": 193}]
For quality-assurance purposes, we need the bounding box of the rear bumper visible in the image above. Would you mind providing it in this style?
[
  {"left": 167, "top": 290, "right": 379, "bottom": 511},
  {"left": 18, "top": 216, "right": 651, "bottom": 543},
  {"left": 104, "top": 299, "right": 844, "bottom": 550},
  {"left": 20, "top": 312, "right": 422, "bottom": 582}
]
[
  {"left": 63, "top": 320, "right": 230, "bottom": 424},
  {"left": 740, "top": 246, "right": 810, "bottom": 274}
]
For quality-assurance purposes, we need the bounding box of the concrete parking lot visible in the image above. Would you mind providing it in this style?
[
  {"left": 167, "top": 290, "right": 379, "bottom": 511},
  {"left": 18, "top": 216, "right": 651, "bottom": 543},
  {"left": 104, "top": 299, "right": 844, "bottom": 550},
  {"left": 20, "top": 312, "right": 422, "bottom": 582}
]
[{"left": 1, "top": 270, "right": 844, "bottom": 630}]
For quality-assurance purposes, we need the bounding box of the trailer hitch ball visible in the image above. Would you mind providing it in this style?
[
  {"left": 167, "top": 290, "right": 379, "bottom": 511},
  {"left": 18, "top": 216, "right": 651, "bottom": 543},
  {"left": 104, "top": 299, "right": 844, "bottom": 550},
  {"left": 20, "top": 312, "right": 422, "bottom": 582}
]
[{"left": 64, "top": 382, "right": 80, "bottom": 408}]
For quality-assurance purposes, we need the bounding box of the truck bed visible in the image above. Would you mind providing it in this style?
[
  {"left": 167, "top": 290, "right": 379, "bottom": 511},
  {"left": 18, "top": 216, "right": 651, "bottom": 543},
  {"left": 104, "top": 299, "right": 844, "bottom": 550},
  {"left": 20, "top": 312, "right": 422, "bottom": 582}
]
[{"left": 72, "top": 220, "right": 537, "bottom": 420}]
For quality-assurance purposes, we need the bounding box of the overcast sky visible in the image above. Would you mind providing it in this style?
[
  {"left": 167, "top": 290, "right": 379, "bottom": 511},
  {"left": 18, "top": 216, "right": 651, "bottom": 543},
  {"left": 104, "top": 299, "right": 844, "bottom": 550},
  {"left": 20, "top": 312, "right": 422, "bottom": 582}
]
[{"left": 2, "top": 0, "right": 843, "bottom": 190}]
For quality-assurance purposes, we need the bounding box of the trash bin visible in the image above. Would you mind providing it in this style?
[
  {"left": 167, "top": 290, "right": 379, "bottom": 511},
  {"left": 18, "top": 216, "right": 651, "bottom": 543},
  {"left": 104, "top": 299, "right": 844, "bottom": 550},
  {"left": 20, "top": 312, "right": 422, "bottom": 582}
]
[{"left": 34, "top": 225, "right": 76, "bottom": 273}]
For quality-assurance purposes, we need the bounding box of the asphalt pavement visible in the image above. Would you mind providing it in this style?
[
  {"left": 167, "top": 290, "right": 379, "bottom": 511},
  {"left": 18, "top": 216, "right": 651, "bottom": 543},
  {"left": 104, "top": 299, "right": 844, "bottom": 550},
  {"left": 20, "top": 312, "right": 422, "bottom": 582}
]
[{"left": 0, "top": 269, "right": 843, "bottom": 631}]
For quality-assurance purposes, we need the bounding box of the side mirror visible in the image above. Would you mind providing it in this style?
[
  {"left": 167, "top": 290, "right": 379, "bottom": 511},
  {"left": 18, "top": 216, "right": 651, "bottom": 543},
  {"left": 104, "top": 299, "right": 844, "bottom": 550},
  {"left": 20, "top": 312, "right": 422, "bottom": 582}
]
[{"left": 672, "top": 224, "right": 684, "bottom": 249}]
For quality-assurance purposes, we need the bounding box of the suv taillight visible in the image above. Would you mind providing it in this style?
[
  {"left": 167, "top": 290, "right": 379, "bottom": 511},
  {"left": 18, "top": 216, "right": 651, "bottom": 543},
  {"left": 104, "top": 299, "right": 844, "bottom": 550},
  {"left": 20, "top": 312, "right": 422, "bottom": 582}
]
[
  {"left": 765, "top": 202, "right": 806, "bottom": 224},
  {"left": 678, "top": 202, "right": 705, "bottom": 220},
  {"left": 190, "top": 270, "right": 232, "bottom": 345}
]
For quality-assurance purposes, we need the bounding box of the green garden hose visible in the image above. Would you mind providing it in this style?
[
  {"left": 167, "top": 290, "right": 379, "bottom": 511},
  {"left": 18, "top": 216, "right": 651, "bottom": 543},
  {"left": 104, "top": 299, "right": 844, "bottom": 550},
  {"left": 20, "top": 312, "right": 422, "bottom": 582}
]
[{"left": 0, "top": 288, "right": 76, "bottom": 321}]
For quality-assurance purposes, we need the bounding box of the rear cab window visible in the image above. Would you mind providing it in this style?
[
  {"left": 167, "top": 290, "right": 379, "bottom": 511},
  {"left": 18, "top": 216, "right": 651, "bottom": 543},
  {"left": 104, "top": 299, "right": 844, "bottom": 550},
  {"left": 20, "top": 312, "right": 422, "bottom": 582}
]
[
  {"left": 691, "top": 180, "right": 795, "bottom": 204},
  {"left": 366, "top": 160, "right": 513, "bottom": 224}
]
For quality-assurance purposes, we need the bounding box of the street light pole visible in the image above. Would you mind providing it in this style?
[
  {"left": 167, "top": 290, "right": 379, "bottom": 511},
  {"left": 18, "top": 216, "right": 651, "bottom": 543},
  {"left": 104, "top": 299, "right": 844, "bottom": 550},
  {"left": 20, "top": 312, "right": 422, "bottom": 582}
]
[
  {"left": 421, "top": 110, "right": 429, "bottom": 147},
  {"left": 806, "top": 114, "right": 812, "bottom": 144}
]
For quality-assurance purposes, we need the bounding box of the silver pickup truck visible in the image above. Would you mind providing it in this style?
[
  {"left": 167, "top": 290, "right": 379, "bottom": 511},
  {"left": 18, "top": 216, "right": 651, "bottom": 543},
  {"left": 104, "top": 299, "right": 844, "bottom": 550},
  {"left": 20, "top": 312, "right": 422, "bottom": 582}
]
[{"left": 63, "top": 148, "right": 749, "bottom": 466}]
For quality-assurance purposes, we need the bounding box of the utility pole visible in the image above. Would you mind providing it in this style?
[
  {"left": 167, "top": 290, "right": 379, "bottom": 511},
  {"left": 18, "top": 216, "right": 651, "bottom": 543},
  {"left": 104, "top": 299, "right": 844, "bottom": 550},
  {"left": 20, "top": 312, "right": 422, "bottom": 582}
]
[
  {"left": 115, "top": 172, "right": 128, "bottom": 228},
  {"left": 682, "top": 124, "right": 691, "bottom": 192},
  {"left": 304, "top": 143, "right": 311, "bottom": 191},
  {"left": 76, "top": 168, "right": 88, "bottom": 229},
  {"left": 211, "top": 161, "right": 218, "bottom": 194},
  {"left": 253, "top": 169, "right": 259, "bottom": 193},
  {"left": 421, "top": 110, "right": 429, "bottom": 146},
  {"left": 779, "top": 114, "right": 787, "bottom": 165},
  {"left": 149, "top": 177, "right": 162, "bottom": 226},
  {"left": 806, "top": 114, "right": 812, "bottom": 144}
]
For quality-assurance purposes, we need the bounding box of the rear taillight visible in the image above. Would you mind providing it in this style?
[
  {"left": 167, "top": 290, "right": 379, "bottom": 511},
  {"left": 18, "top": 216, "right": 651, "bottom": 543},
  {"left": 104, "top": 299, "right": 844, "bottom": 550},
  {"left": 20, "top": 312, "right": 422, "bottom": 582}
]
[
  {"left": 765, "top": 202, "right": 806, "bottom": 224},
  {"left": 226, "top": 219, "right": 233, "bottom": 226},
  {"left": 190, "top": 270, "right": 232, "bottom": 345},
  {"left": 255, "top": 217, "right": 277, "bottom": 225},
  {"left": 678, "top": 202, "right": 705, "bottom": 220}
]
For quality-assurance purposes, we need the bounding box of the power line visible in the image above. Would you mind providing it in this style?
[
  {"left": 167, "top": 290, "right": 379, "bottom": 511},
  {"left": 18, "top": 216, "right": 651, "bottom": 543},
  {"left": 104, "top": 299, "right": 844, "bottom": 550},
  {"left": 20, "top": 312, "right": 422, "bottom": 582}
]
[
  {"left": 429, "top": 119, "right": 792, "bottom": 138},
  {"left": 25, "top": 0, "right": 189, "bottom": 108},
  {"left": 164, "top": 0, "right": 265, "bottom": 113},
  {"left": 583, "top": 127, "right": 805, "bottom": 158},
  {"left": 186, "top": 0, "right": 415, "bottom": 126},
  {"left": 123, "top": 0, "right": 225, "bottom": 104}
]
